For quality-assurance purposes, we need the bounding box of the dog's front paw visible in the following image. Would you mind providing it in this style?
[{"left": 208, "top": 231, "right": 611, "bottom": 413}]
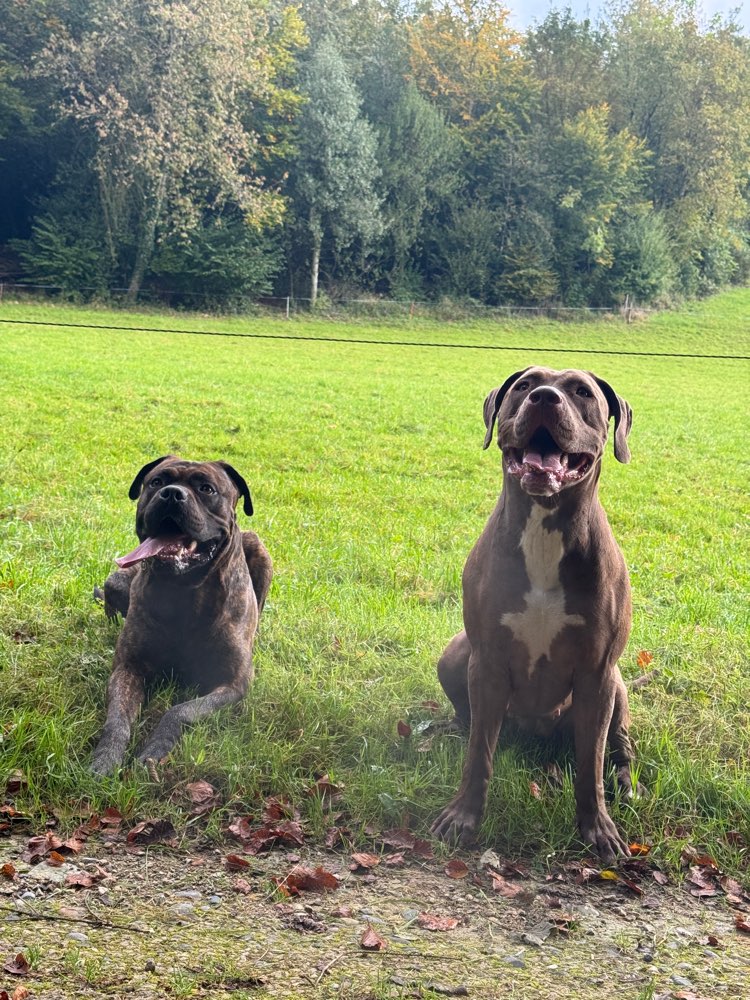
[
  {"left": 578, "top": 810, "right": 630, "bottom": 865},
  {"left": 431, "top": 797, "right": 481, "bottom": 847},
  {"left": 90, "top": 749, "right": 121, "bottom": 777}
]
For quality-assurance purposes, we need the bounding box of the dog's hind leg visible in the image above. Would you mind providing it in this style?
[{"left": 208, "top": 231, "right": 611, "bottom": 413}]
[
  {"left": 91, "top": 666, "right": 146, "bottom": 775},
  {"left": 242, "top": 531, "right": 273, "bottom": 614},
  {"left": 437, "top": 631, "right": 472, "bottom": 730}
]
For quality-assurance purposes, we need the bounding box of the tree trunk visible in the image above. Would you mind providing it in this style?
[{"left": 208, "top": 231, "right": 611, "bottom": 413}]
[
  {"left": 310, "top": 234, "right": 321, "bottom": 308},
  {"left": 127, "top": 174, "right": 167, "bottom": 303}
]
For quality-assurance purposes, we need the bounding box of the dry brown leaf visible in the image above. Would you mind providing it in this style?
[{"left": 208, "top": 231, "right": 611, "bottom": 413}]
[
  {"left": 397, "top": 720, "right": 412, "bottom": 737},
  {"left": 3, "top": 954, "right": 30, "bottom": 977},
  {"left": 636, "top": 649, "right": 654, "bottom": 669},
  {"left": 360, "top": 924, "right": 387, "bottom": 950},
  {"left": 444, "top": 858, "right": 469, "bottom": 879},
  {"left": 232, "top": 877, "right": 254, "bottom": 895},
  {"left": 350, "top": 852, "right": 380, "bottom": 870},
  {"left": 628, "top": 842, "right": 651, "bottom": 856},
  {"left": 735, "top": 914, "right": 750, "bottom": 934},
  {"left": 281, "top": 865, "right": 339, "bottom": 894},
  {"left": 12, "top": 986, "right": 30, "bottom": 1000},
  {"left": 1, "top": 862, "right": 16, "bottom": 879},
  {"left": 126, "top": 818, "right": 177, "bottom": 846},
  {"left": 490, "top": 873, "right": 523, "bottom": 898},
  {"left": 46, "top": 850, "right": 66, "bottom": 867},
  {"left": 225, "top": 854, "right": 251, "bottom": 871},
  {"left": 385, "top": 852, "right": 405, "bottom": 867},
  {"left": 417, "top": 912, "right": 459, "bottom": 931}
]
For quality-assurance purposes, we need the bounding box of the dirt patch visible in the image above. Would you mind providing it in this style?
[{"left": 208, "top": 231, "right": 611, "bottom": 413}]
[{"left": 0, "top": 836, "right": 748, "bottom": 999}]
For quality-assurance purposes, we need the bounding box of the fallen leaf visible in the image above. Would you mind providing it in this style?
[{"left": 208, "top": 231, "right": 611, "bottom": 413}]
[
  {"left": 490, "top": 873, "right": 523, "bottom": 898},
  {"left": 279, "top": 865, "right": 339, "bottom": 894},
  {"left": 652, "top": 870, "right": 669, "bottom": 885},
  {"left": 397, "top": 720, "right": 412, "bottom": 737},
  {"left": 46, "top": 850, "right": 67, "bottom": 867},
  {"left": 99, "top": 807, "right": 123, "bottom": 828},
  {"left": 11, "top": 986, "right": 30, "bottom": 1000},
  {"left": 5, "top": 770, "right": 26, "bottom": 795},
  {"left": 331, "top": 905, "right": 354, "bottom": 918},
  {"left": 629, "top": 842, "right": 651, "bottom": 856},
  {"left": 444, "top": 858, "right": 469, "bottom": 879},
  {"left": 350, "top": 852, "right": 380, "bottom": 870},
  {"left": 418, "top": 912, "right": 459, "bottom": 931},
  {"left": 420, "top": 700, "right": 441, "bottom": 712},
  {"left": 1, "top": 862, "right": 16, "bottom": 879},
  {"left": 412, "top": 838, "right": 434, "bottom": 859},
  {"left": 65, "top": 872, "right": 97, "bottom": 888},
  {"left": 261, "top": 796, "right": 299, "bottom": 824},
  {"left": 307, "top": 774, "right": 344, "bottom": 805},
  {"left": 529, "top": 781, "right": 541, "bottom": 799},
  {"left": 706, "top": 934, "right": 721, "bottom": 947},
  {"left": 232, "top": 877, "right": 254, "bottom": 895},
  {"left": 385, "top": 852, "right": 405, "bottom": 867},
  {"left": 735, "top": 915, "right": 750, "bottom": 934},
  {"left": 3, "top": 954, "right": 30, "bottom": 977},
  {"left": 599, "top": 870, "right": 620, "bottom": 882},
  {"left": 360, "top": 924, "right": 387, "bottom": 950},
  {"left": 380, "top": 828, "right": 416, "bottom": 851},
  {"left": 22, "top": 831, "right": 63, "bottom": 862},
  {"left": 227, "top": 816, "right": 254, "bottom": 841},
  {"left": 225, "top": 854, "right": 252, "bottom": 871},
  {"left": 184, "top": 780, "right": 220, "bottom": 814},
  {"left": 723, "top": 830, "right": 746, "bottom": 847},
  {"left": 126, "top": 819, "right": 177, "bottom": 846},
  {"left": 636, "top": 650, "right": 654, "bottom": 669}
]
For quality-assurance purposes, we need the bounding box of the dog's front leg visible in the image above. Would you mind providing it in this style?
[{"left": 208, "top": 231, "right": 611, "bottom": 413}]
[
  {"left": 432, "top": 648, "right": 509, "bottom": 846},
  {"left": 573, "top": 667, "right": 630, "bottom": 863},
  {"left": 91, "top": 665, "right": 146, "bottom": 775},
  {"left": 136, "top": 679, "right": 248, "bottom": 765}
]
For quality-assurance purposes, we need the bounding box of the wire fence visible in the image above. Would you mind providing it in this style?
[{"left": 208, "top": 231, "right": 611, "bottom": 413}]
[{"left": 0, "top": 281, "right": 645, "bottom": 324}]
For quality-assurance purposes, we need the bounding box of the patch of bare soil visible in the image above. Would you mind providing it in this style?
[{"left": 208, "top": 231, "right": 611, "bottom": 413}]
[{"left": 1, "top": 834, "right": 749, "bottom": 1000}]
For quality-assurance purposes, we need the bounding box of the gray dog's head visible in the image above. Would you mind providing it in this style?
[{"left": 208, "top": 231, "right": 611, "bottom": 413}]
[
  {"left": 115, "top": 456, "right": 253, "bottom": 575},
  {"left": 482, "top": 367, "right": 632, "bottom": 497}
]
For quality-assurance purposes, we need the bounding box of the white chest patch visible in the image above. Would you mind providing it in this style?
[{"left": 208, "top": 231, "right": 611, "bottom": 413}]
[{"left": 500, "top": 504, "right": 585, "bottom": 664}]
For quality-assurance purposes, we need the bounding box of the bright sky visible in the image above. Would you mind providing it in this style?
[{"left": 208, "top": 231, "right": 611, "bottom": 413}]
[{"left": 508, "top": 1, "right": 750, "bottom": 33}]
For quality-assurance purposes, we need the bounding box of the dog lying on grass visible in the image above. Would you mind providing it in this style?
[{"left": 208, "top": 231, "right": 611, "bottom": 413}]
[{"left": 91, "top": 456, "right": 272, "bottom": 775}]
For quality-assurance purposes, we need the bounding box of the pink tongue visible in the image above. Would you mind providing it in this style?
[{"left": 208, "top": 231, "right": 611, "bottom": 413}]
[
  {"left": 115, "top": 536, "right": 187, "bottom": 568},
  {"left": 523, "top": 450, "right": 563, "bottom": 472}
]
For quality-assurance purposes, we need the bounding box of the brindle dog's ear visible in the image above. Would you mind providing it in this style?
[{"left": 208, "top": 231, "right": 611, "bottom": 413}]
[
  {"left": 482, "top": 368, "right": 532, "bottom": 450},
  {"left": 593, "top": 377, "right": 633, "bottom": 464},
  {"left": 128, "top": 456, "right": 175, "bottom": 500},
  {"left": 216, "top": 462, "right": 254, "bottom": 517}
]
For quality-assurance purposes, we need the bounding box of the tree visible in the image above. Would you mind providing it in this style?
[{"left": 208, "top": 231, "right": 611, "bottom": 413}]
[
  {"left": 39, "top": 0, "right": 301, "bottom": 299},
  {"left": 291, "top": 38, "right": 382, "bottom": 305}
]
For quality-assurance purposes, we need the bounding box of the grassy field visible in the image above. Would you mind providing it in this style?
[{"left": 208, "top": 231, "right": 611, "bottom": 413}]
[{"left": 0, "top": 290, "right": 748, "bottom": 874}]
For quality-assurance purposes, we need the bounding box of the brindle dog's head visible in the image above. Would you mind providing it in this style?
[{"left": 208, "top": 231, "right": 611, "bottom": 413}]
[
  {"left": 482, "top": 367, "right": 632, "bottom": 497},
  {"left": 116, "top": 456, "right": 253, "bottom": 575}
]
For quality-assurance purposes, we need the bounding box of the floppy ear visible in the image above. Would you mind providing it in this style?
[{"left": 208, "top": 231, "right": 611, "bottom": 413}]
[
  {"left": 128, "top": 456, "right": 174, "bottom": 500},
  {"left": 593, "top": 377, "right": 633, "bottom": 464},
  {"left": 216, "top": 461, "right": 254, "bottom": 517},
  {"left": 482, "top": 368, "right": 532, "bottom": 450}
]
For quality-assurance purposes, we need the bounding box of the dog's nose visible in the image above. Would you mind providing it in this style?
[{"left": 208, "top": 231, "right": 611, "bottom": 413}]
[
  {"left": 528, "top": 385, "right": 563, "bottom": 406},
  {"left": 159, "top": 485, "right": 188, "bottom": 504}
]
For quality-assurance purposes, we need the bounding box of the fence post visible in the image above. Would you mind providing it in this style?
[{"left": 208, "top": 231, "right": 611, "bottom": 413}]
[
  {"left": 286, "top": 296, "right": 290, "bottom": 320},
  {"left": 0, "top": 283, "right": 3, "bottom": 302}
]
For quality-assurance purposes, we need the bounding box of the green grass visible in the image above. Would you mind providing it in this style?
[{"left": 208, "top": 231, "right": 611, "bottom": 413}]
[{"left": 0, "top": 289, "right": 748, "bottom": 873}]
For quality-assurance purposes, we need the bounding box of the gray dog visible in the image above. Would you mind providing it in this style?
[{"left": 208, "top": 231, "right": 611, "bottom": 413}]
[
  {"left": 91, "top": 456, "right": 272, "bottom": 775},
  {"left": 431, "top": 367, "right": 638, "bottom": 862}
]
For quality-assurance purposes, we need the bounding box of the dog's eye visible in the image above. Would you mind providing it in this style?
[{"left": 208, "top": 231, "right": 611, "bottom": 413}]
[
  {"left": 576, "top": 386, "right": 593, "bottom": 398},
  {"left": 149, "top": 477, "right": 163, "bottom": 489},
  {"left": 514, "top": 380, "right": 530, "bottom": 392},
  {"left": 199, "top": 483, "right": 216, "bottom": 494}
]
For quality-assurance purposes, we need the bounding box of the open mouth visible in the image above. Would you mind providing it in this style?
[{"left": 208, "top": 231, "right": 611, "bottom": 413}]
[
  {"left": 115, "top": 517, "right": 216, "bottom": 571},
  {"left": 505, "top": 428, "right": 593, "bottom": 492}
]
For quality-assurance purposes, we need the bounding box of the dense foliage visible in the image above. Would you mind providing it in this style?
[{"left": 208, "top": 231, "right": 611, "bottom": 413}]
[{"left": 1, "top": 0, "right": 749, "bottom": 308}]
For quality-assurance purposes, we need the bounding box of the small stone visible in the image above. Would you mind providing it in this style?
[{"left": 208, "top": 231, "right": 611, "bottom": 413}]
[
  {"left": 671, "top": 976, "right": 693, "bottom": 988},
  {"left": 67, "top": 932, "right": 89, "bottom": 943},
  {"left": 402, "top": 909, "right": 420, "bottom": 922},
  {"left": 145, "top": 960, "right": 156, "bottom": 973},
  {"left": 173, "top": 903, "right": 195, "bottom": 917},
  {"left": 173, "top": 889, "right": 202, "bottom": 899},
  {"left": 207, "top": 895, "right": 222, "bottom": 906},
  {"left": 479, "top": 849, "right": 502, "bottom": 869},
  {"left": 642, "top": 952, "right": 655, "bottom": 963},
  {"left": 20, "top": 890, "right": 36, "bottom": 900},
  {"left": 505, "top": 956, "right": 525, "bottom": 969}
]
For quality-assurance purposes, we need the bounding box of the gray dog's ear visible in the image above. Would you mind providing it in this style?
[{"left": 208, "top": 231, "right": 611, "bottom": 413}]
[
  {"left": 593, "top": 377, "right": 633, "bottom": 464},
  {"left": 216, "top": 462, "right": 253, "bottom": 517},
  {"left": 128, "top": 456, "right": 175, "bottom": 500},
  {"left": 482, "top": 368, "right": 532, "bottom": 450}
]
